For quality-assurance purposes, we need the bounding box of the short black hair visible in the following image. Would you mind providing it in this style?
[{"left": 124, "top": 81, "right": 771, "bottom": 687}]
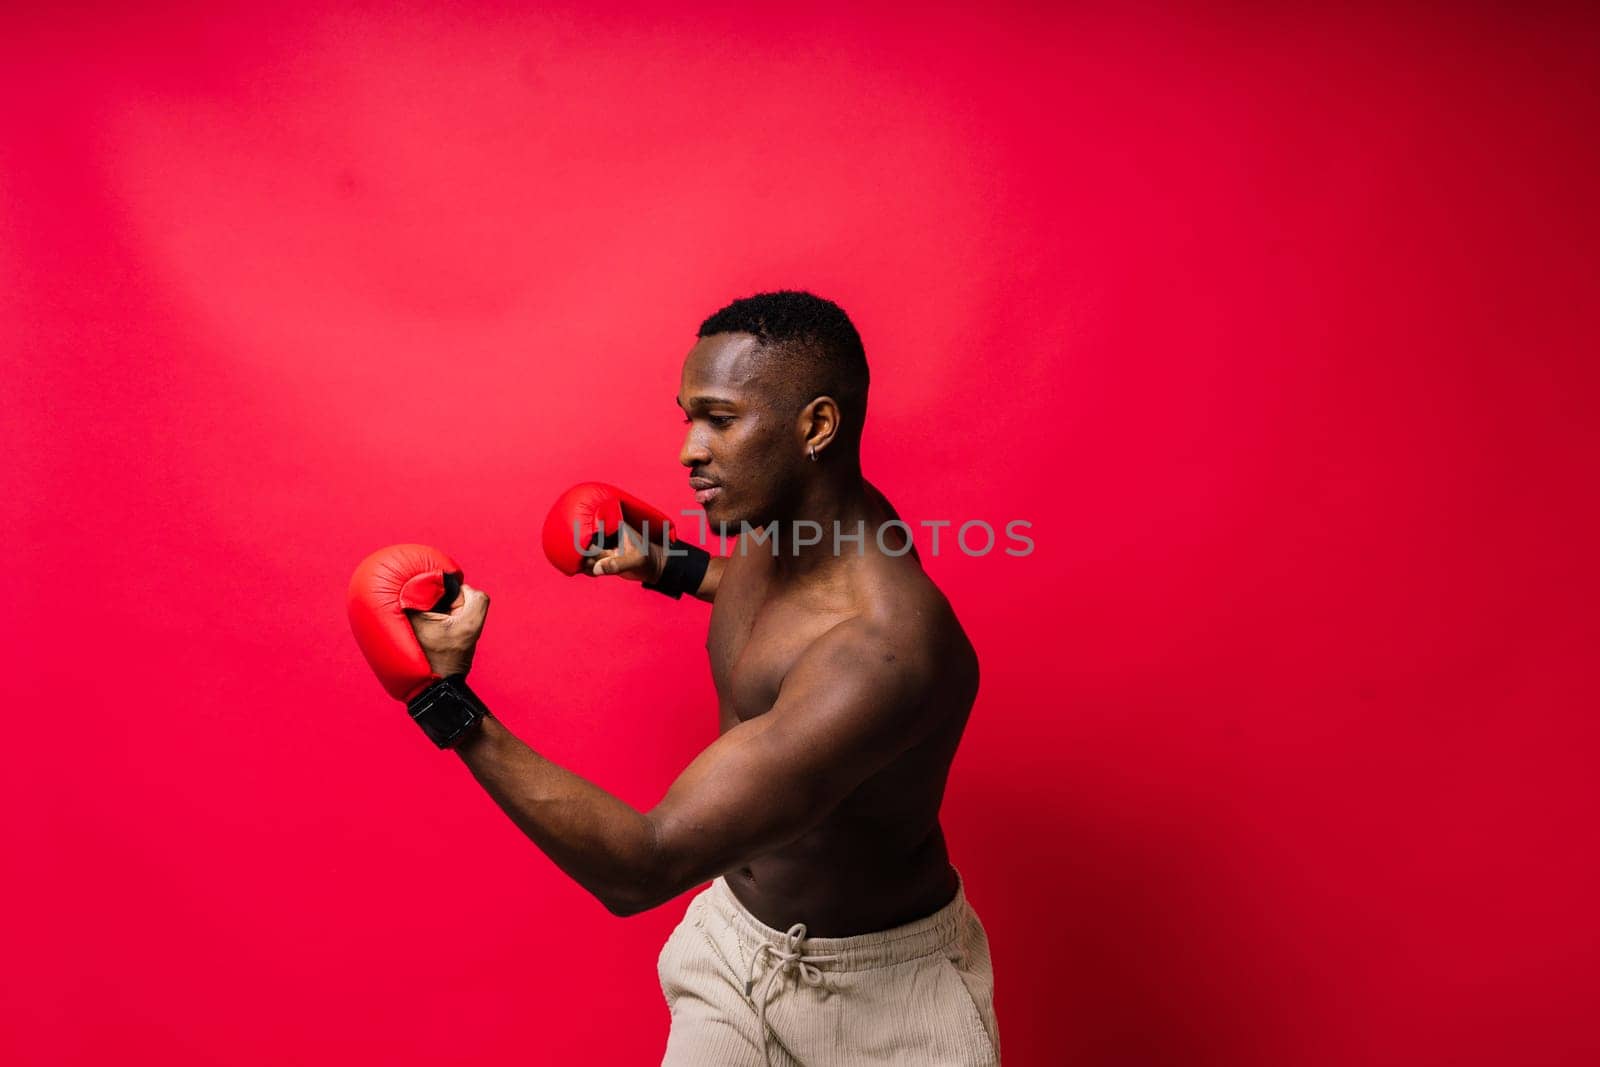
[{"left": 698, "top": 290, "right": 870, "bottom": 443}]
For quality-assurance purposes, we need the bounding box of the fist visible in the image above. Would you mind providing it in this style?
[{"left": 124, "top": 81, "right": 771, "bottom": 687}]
[
  {"left": 409, "top": 583, "right": 490, "bottom": 678},
  {"left": 541, "top": 481, "right": 674, "bottom": 583},
  {"left": 347, "top": 544, "right": 486, "bottom": 701},
  {"left": 586, "top": 524, "right": 663, "bottom": 582}
]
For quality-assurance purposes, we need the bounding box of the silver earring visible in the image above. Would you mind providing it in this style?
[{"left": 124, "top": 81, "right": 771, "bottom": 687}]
[{"left": 809, "top": 445, "right": 817, "bottom": 462}]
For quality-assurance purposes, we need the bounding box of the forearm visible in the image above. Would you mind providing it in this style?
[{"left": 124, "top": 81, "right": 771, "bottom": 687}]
[
  {"left": 452, "top": 713, "right": 662, "bottom": 915},
  {"left": 689, "top": 555, "right": 726, "bottom": 603}
]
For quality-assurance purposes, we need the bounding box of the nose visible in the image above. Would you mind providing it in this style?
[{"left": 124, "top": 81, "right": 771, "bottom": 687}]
[{"left": 679, "top": 424, "right": 711, "bottom": 469}]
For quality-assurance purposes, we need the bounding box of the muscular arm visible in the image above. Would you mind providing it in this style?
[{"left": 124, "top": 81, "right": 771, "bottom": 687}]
[
  {"left": 451, "top": 617, "right": 936, "bottom": 915},
  {"left": 686, "top": 553, "right": 725, "bottom": 603}
]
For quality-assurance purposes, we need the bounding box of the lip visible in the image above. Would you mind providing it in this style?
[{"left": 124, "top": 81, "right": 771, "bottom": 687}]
[{"left": 694, "top": 486, "right": 722, "bottom": 505}]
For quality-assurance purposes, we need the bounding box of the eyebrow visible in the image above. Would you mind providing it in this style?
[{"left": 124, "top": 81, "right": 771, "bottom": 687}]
[{"left": 676, "top": 395, "right": 739, "bottom": 409}]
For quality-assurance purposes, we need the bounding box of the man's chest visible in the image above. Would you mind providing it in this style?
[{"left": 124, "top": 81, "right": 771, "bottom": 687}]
[{"left": 705, "top": 570, "right": 853, "bottom": 724}]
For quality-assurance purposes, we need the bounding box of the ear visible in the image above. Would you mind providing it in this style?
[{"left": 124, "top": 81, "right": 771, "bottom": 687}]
[{"left": 799, "top": 395, "right": 842, "bottom": 458}]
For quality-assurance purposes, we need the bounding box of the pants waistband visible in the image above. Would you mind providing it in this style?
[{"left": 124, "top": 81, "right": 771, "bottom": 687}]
[{"left": 705, "top": 869, "right": 970, "bottom": 972}]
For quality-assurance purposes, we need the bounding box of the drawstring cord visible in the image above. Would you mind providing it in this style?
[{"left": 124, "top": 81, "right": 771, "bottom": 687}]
[{"left": 744, "top": 923, "right": 841, "bottom": 1067}]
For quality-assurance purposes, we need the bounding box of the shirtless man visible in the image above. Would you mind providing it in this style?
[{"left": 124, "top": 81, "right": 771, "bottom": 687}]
[{"left": 358, "top": 292, "right": 998, "bottom": 1064}]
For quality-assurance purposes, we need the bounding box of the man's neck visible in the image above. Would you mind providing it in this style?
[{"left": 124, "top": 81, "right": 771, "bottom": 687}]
[{"left": 771, "top": 466, "right": 875, "bottom": 580}]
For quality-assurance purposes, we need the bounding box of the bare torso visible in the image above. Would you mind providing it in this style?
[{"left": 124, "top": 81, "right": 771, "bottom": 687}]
[{"left": 705, "top": 484, "right": 979, "bottom": 935}]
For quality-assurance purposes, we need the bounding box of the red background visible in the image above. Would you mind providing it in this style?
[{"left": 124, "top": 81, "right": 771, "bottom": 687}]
[{"left": 5, "top": 3, "right": 1597, "bottom": 1064}]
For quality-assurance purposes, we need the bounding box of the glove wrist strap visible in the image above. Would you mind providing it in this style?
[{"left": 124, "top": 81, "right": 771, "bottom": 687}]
[
  {"left": 406, "top": 675, "right": 489, "bottom": 749},
  {"left": 644, "top": 541, "right": 712, "bottom": 600}
]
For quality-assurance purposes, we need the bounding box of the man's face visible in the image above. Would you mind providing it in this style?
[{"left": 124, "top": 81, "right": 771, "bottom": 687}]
[{"left": 677, "top": 332, "right": 801, "bottom": 532}]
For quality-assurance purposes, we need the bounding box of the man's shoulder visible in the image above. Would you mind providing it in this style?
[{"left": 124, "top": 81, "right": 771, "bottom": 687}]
[
  {"left": 857, "top": 549, "right": 959, "bottom": 624},
  {"left": 780, "top": 608, "right": 965, "bottom": 738},
  {"left": 846, "top": 564, "right": 975, "bottom": 685}
]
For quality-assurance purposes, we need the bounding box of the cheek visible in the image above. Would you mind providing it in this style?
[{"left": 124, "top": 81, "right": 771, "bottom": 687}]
[{"left": 730, "top": 418, "right": 790, "bottom": 468}]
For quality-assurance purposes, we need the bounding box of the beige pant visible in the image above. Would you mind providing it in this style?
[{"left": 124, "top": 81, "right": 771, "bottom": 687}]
[{"left": 657, "top": 872, "right": 1000, "bottom": 1065}]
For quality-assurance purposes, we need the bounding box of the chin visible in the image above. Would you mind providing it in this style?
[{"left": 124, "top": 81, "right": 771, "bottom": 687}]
[
  {"left": 708, "top": 503, "right": 757, "bottom": 538},
  {"left": 700, "top": 499, "right": 732, "bottom": 533},
  {"left": 705, "top": 492, "right": 779, "bottom": 537}
]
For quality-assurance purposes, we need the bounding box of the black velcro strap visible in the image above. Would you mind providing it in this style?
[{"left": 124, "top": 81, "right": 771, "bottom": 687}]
[
  {"left": 406, "top": 675, "right": 489, "bottom": 749},
  {"left": 643, "top": 541, "right": 712, "bottom": 600}
]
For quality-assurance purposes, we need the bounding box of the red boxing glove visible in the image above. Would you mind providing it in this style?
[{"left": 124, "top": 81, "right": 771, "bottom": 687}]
[
  {"left": 347, "top": 543, "right": 462, "bottom": 701},
  {"left": 541, "top": 482, "right": 676, "bottom": 576}
]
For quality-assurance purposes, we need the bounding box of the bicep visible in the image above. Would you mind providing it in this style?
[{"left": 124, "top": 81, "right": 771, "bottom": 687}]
[{"left": 645, "top": 622, "right": 934, "bottom": 890}]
